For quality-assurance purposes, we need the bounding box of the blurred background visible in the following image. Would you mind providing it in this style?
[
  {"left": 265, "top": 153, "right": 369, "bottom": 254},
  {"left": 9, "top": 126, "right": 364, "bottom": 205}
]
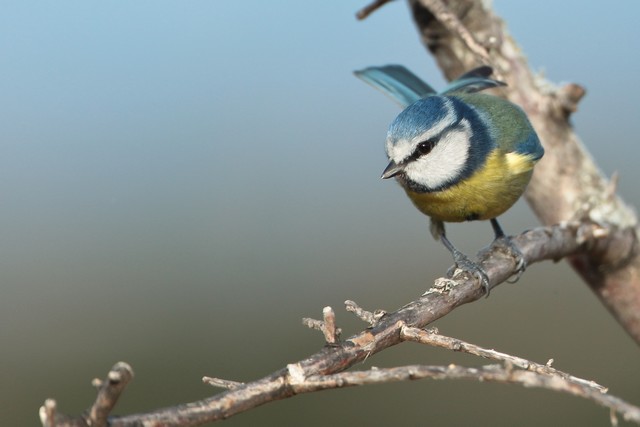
[{"left": 1, "top": 1, "right": 639, "bottom": 425}]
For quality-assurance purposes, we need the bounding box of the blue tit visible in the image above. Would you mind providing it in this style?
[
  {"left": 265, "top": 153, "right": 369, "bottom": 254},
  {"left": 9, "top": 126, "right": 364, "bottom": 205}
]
[{"left": 355, "top": 65, "right": 544, "bottom": 295}]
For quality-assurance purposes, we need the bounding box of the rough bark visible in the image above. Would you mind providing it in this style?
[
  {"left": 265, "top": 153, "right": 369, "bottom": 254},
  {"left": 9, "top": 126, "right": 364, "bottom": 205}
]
[{"left": 410, "top": 0, "right": 640, "bottom": 342}]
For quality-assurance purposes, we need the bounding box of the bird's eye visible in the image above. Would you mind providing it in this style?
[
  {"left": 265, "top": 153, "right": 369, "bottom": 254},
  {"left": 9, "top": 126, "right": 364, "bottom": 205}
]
[{"left": 416, "top": 140, "right": 436, "bottom": 156}]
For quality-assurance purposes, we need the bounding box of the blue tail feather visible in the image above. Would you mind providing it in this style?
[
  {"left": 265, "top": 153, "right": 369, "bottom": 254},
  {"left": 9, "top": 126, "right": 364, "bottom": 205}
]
[
  {"left": 355, "top": 65, "right": 505, "bottom": 106},
  {"left": 441, "top": 67, "right": 506, "bottom": 94},
  {"left": 354, "top": 65, "right": 436, "bottom": 108},
  {"left": 456, "top": 66, "right": 494, "bottom": 80}
]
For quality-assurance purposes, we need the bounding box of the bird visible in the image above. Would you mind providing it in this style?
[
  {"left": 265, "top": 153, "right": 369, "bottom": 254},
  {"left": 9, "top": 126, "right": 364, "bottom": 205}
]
[{"left": 354, "top": 65, "right": 544, "bottom": 295}]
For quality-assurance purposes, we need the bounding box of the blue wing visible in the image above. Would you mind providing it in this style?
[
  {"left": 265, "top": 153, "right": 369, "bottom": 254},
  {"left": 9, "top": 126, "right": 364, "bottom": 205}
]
[
  {"left": 441, "top": 66, "right": 506, "bottom": 94},
  {"left": 354, "top": 65, "right": 436, "bottom": 108}
]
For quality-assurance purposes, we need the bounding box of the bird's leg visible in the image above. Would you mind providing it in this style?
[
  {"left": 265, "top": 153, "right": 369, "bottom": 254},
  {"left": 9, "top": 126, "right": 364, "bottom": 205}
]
[
  {"left": 490, "top": 218, "right": 526, "bottom": 282},
  {"left": 437, "top": 223, "right": 491, "bottom": 296}
]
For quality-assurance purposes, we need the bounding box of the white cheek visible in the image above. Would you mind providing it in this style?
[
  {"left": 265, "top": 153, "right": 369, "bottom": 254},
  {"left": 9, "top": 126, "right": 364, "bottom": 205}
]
[{"left": 405, "top": 121, "right": 472, "bottom": 190}]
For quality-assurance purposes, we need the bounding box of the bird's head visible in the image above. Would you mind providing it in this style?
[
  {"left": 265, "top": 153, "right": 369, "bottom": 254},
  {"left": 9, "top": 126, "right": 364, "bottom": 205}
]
[{"left": 382, "top": 95, "right": 493, "bottom": 193}]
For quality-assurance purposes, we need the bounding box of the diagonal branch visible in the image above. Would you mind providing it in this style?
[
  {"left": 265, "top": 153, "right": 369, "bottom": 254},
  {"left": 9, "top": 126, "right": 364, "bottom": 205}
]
[
  {"left": 400, "top": 325, "right": 608, "bottom": 392},
  {"left": 415, "top": 0, "right": 490, "bottom": 63},
  {"left": 42, "top": 222, "right": 639, "bottom": 426},
  {"left": 291, "top": 364, "right": 640, "bottom": 424},
  {"left": 405, "top": 0, "right": 640, "bottom": 343},
  {"left": 355, "top": 0, "right": 394, "bottom": 20}
]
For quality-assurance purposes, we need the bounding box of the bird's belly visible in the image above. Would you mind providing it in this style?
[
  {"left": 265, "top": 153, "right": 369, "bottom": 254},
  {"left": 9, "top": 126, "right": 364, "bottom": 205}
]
[{"left": 405, "top": 154, "right": 534, "bottom": 222}]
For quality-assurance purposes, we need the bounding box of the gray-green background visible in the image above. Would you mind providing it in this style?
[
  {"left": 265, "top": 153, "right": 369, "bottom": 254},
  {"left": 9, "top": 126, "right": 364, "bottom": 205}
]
[{"left": 2, "top": 1, "right": 639, "bottom": 425}]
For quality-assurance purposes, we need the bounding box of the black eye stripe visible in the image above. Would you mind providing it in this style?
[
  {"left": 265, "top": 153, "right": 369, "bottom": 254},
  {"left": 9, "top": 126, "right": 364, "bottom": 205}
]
[{"left": 409, "top": 138, "right": 438, "bottom": 160}]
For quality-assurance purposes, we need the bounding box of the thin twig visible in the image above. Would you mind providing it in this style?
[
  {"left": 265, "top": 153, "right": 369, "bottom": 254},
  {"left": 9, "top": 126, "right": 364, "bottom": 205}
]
[
  {"left": 40, "top": 363, "right": 133, "bottom": 427},
  {"left": 38, "top": 399, "right": 57, "bottom": 427},
  {"left": 303, "top": 306, "right": 341, "bottom": 344},
  {"left": 289, "top": 364, "right": 640, "bottom": 422},
  {"left": 400, "top": 325, "right": 608, "bottom": 392},
  {"left": 89, "top": 362, "right": 134, "bottom": 427},
  {"left": 356, "top": 0, "right": 395, "bottom": 20},
  {"left": 345, "top": 299, "right": 385, "bottom": 326},
  {"left": 202, "top": 377, "right": 244, "bottom": 390},
  {"left": 322, "top": 306, "right": 339, "bottom": 344},
  {"left": 302, "top": 317, "right": 324, "bottom": 330}
]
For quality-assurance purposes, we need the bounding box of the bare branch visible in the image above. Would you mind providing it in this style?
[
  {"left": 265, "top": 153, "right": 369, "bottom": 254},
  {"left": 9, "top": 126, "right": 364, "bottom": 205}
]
[
  {"left": 303, "top": 306, "right": 342, "bottom": 344},
  {"left": 355, "top": 0, "right": 394, "bottom": 20},
  {"left": 415, "top": 0, "right": 490, "bottom": 64},
  {"left": 41, "top": 362, "right": 133, "bottom": 427},
  {"left": 407, "top": 0, "right": 640, "bottom": 342},
  {"left": 322, "top": 306, "right": 339, "bottom": 344},
  {"left": 345, "top": 299, "right": 385, "bottom": 326},
  {"left": 202, "top": 377, "right": 244, "bottom": 390},
  {"left": 400, "top": 325, "right": 608, "bottom": 392},
  {"left": 301, "top": 317, "right": 324, "bottom": 330},
  {"left": 89, "top": 362, "right": 134, "bottom": 427},
  {"left": 290, "top": 365, "right": 640, "bottom": 423},
  {"left": 39, "top": 399, "right": 57, "bottom": 427},
  {"left": 43, "top": 222, "right": 638, "bottom": 426}
]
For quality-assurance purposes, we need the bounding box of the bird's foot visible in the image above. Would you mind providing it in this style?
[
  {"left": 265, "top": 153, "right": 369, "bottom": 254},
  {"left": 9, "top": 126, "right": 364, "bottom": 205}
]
[
  {"left": 446, "top": 251, "right": 491, "bottom": 297},
  {"left": 492, "top": 235, "right": 526, "bottom": 283}
]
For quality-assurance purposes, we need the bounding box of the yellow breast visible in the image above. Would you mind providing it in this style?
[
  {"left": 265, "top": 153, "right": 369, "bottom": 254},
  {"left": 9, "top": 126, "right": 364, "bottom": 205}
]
[{"left": 405, "top": 150, "right": 537, "bottom": 222}]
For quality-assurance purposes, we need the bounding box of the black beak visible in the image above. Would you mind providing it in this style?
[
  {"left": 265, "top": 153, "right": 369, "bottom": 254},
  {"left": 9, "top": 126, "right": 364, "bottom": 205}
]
[{"left": 381, "top": 160, "right": 403, "bottom": 179}]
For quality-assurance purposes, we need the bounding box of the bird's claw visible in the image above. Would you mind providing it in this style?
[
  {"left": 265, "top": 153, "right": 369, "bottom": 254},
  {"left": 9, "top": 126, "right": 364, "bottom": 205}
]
[
  {"left": 492, "top": 236, "right": 527, "bottom": 283},
  {"left": 447, "top": 252, "right": 491, "bottom": 297}
]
